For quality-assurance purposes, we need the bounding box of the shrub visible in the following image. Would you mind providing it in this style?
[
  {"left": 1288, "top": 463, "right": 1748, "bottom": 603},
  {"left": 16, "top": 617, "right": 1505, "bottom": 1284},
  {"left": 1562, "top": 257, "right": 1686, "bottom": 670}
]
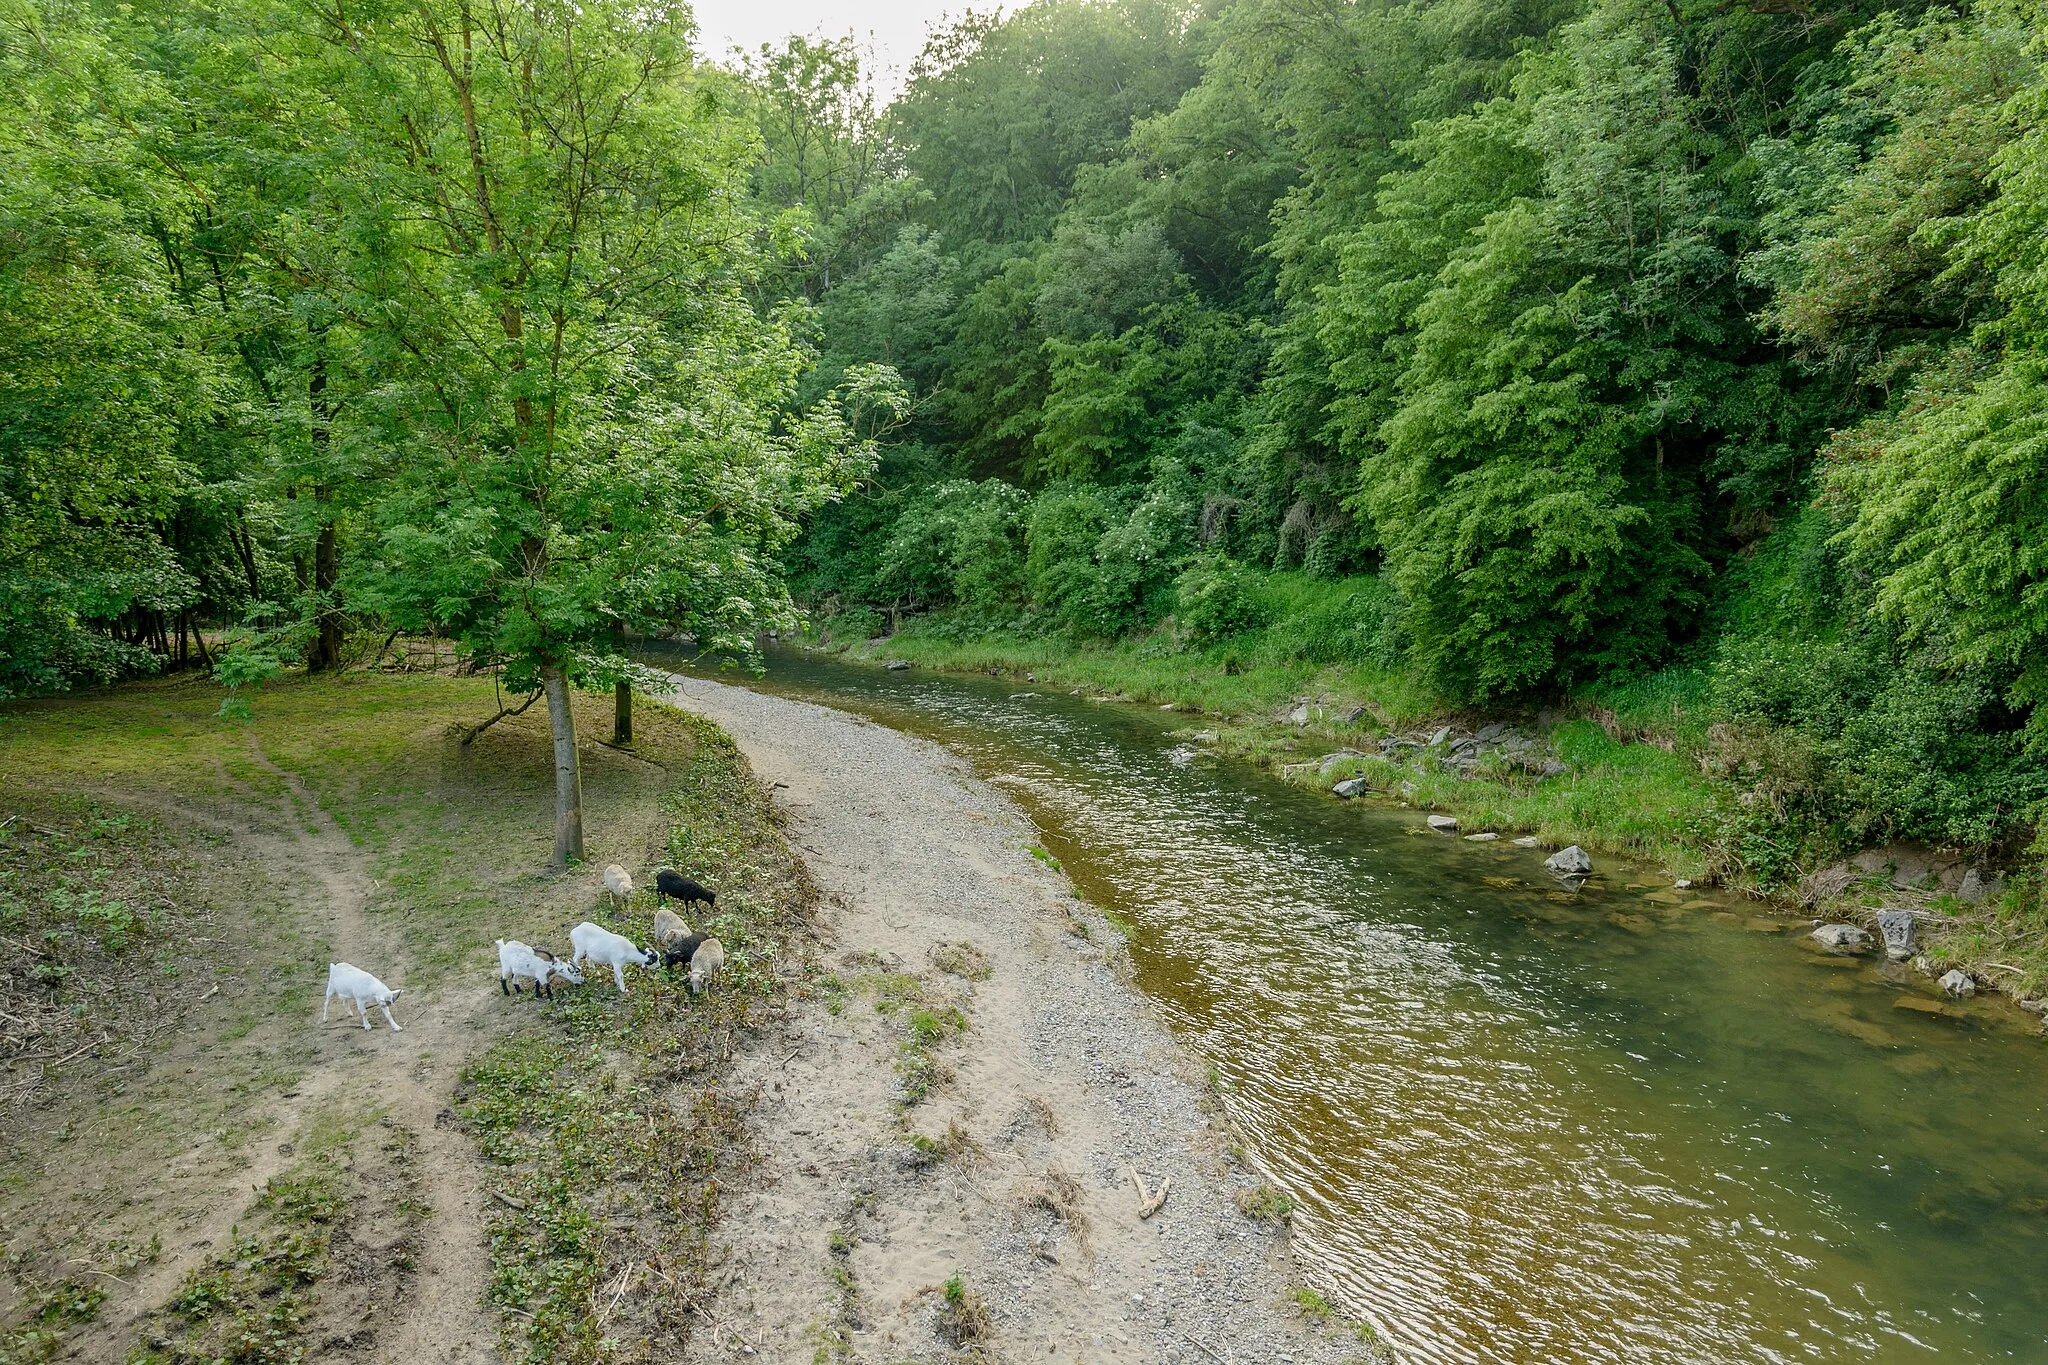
[{"left": 1174, "top": 556, "right": 1268, "bottom": 644}]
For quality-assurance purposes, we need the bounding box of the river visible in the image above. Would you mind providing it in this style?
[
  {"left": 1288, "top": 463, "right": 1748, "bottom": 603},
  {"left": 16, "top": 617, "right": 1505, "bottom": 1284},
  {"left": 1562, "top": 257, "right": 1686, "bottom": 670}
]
[{"left": 672, "top": 649, "right": 2048, "bottom": 1364}]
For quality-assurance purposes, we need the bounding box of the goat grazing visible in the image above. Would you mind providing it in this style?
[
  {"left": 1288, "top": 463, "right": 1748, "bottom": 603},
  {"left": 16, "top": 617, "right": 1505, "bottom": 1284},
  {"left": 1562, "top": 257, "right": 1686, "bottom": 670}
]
[
  {"left": 688, "top": 938, "right": 725, "bottom": 996},
  {"left": 602, "top": 863, "right": 633, "bottom": 911},
  {"left": 569, "top": 921, "right": 656, "bottom": 994},
  {"left": 323, "top": 962, "right": 404, "bottom": 1032},
  {"left": 654, "top": 870, "right": 715, "bottom": 913},
  {"left": 661, "top": 931, "right": 708, "bottom": 972},
  {"left": 497, "top": 940, "right": 583, "bottom": 999},
  {"left": 652, "top": 905, "right": 693, "bottom": 949}
]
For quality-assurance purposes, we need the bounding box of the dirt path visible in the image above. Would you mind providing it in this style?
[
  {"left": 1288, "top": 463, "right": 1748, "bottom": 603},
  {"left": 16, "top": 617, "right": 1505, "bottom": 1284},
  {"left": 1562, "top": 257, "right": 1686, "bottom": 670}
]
[
  {"left": 62, "top": 737, "right": 502, "bottom": 1363},
  {"left": 660, "top": 674, "right": 1355, "bottom": 1365}
]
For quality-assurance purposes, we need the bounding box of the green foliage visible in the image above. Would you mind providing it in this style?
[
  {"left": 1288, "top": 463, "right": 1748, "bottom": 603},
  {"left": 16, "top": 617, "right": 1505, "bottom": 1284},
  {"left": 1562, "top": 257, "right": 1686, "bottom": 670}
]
[
  {"left": 0, "top": 1277, "right": 104, "bottom": 1365},
  {"left": 1175, "top": 556, "right": 1269, "bottom": 644}
]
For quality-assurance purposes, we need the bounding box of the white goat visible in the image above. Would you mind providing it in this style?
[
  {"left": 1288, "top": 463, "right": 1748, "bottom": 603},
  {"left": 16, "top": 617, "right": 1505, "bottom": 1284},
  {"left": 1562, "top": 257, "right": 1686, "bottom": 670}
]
[
  {"left": 323, "top": 962, "right": 403, "bottom": 1032},
  {"left": 496, "top": 939, "right": 583, "bottom": 999},
  {"left": 688, "top": 938, "right": 725, "bottom": 997},
  {"left": 602, "top": 863, "right": 633, "bottom": 911},
  {"left": 569, "top": 921, "right": 656, "bottom": 994}
]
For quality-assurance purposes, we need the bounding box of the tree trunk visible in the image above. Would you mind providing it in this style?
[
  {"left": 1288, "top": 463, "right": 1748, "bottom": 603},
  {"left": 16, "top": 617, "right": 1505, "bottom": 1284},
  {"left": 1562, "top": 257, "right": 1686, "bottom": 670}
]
[
  {"left": 542, "top": 664, "right": 585, "bottom": 868},
  {"left": 307, "top": 346, "right": 343, "bottom": 673},
  {"left": 230, "top": 518, "right": 262, "bottom": 601},
  {"left": 612, "top": 621, "right": 631, "bottom": 745},
  {"left": 309, "top": 515, "right": 341, "bottom": 670}
]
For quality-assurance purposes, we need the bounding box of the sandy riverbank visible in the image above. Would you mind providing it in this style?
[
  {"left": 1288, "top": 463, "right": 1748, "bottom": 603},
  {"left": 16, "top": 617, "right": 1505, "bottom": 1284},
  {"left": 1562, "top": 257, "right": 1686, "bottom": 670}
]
[{"left": 662, "top": 672, "right": 1362, "bottom": 1364}]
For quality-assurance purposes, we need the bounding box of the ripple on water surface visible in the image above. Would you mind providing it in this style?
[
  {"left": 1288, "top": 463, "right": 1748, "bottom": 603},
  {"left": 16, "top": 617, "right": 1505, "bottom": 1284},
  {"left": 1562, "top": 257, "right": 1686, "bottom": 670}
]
[{"left": 672, "top": 651, "right": 2048, "bottom": 1364}]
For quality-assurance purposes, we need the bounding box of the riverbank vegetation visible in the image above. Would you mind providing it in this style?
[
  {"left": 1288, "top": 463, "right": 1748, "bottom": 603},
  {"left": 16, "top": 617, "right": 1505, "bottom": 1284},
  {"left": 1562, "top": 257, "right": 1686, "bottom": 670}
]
[{"left": 763, "top": 0, "right": 2048, "bottom": 963}]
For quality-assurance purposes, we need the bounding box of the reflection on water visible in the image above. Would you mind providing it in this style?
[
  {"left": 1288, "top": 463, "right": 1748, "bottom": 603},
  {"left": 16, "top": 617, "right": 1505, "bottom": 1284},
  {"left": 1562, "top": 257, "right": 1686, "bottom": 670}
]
[{"left": 667, "top": 649, "right": 2048, "bottom": 1363}]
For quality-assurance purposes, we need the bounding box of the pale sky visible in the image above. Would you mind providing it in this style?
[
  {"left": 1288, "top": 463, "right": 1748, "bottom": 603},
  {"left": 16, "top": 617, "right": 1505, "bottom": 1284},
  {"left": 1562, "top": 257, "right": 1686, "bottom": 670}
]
[{"left": 693, "top": 0, "right": 969, "bottom": 99}]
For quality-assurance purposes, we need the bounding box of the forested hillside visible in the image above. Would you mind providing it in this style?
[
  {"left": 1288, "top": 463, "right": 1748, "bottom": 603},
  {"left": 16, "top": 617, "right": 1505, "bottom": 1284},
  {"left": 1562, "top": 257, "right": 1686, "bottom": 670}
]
[{"left": 775, "top": 0, "right": 2048, "bottom": 891}]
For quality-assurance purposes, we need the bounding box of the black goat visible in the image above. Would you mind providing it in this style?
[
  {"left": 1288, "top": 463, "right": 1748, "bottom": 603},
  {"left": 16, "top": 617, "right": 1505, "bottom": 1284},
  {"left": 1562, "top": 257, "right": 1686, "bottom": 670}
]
[
  {"left": 661, "top": 932, "right": 709, "bottom": 971},
  {"left": 654, "top": 869, "right": 716, "bottom": 912}
]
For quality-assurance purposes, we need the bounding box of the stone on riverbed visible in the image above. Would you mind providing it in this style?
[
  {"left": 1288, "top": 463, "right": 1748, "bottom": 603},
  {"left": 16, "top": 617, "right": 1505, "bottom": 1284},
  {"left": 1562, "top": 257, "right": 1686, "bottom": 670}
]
[
  {"left": 1464, "top": 832, "right": 1498, "bottom": 842},
  {"left": 1940, "top": 969, "right": 1977, "bottom": 998},
  {"left": 1511, "top": 836, "right": 1540, "bottom": 848},
  {"left": 1812, "top": 923, "right": 1871, "bottom": 952},
  {"left": 1877, "top": 909, "right": 1917, "bottom": 961},
  {"left": 1426, "top": 814, "right": 1460, "bottom": 833},
  {"left": 1333, "top": 778, "right": 1369, "bottom": 799},
  {"left": 884, "top": 659, "right": 912, "bottom": 670},
  {"left": 1544, "top": 845, "right": 1594, "bottom": 876}
]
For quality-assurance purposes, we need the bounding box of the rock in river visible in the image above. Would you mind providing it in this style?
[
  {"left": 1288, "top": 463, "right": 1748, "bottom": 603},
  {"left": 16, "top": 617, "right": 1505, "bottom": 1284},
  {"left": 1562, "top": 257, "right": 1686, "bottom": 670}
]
[
  {"left": 1426, "top": 814, "right": 1460, "bottom": 833},
  {"left": 1940, "top": 969, "right": 1977, "bottom": 998},
  {"left": 1877, "top": 909, "right": 1917, "bottom": 961},
  {"left": 1544, "top": 845, "right": 1594, "bottom": 876},
  {"left": 1333, "top": 777, "right": 1369, "bottom": 799},
  {"left": 1812, "top": 923, "right": 1871, "bottom": 953},
  {"left": 884, "top": 659, "right": 912, "bottom": 671}
]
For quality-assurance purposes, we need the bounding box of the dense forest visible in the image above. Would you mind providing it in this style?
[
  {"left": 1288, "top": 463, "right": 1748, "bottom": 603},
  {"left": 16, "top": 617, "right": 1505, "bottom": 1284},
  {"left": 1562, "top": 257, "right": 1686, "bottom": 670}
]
[{"left": 3, "top": 0, "right": 2045, "bottom": 884}]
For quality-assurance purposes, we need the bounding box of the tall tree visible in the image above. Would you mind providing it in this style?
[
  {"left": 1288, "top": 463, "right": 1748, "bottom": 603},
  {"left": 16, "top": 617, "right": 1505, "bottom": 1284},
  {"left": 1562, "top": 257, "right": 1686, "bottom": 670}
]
[{"left": 292, "top": 0, "right": 901, "bottom": 864}]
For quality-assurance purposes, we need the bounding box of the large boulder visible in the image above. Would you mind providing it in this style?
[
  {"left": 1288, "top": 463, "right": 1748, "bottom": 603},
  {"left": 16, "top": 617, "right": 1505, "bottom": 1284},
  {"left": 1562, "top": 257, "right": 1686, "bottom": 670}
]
[
  {"left": 1544, "top": 845, "right": 1594, "bottom": 876},
  {"left": 1811, "top": 923, "right": 1870, "bottom": 953},
  {"left": 1333, "top": 777, "right": 1370, "bottom": 799},
  {"left": 1426, "top": 814, "right": 1460, "bottom": 833}
]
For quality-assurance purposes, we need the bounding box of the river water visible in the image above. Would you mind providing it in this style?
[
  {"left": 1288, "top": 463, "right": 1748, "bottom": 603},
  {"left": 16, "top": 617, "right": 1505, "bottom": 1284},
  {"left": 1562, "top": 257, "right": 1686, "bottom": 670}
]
[{"left": 685, "top": 650, "right": 2048, "bottom": 1363}]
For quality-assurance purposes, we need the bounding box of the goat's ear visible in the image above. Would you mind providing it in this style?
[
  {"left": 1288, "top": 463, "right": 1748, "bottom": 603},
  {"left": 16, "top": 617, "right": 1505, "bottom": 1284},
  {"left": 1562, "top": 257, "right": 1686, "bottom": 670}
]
[{"left": 389, "top": 989, "right": 403, "bottom": 1000}]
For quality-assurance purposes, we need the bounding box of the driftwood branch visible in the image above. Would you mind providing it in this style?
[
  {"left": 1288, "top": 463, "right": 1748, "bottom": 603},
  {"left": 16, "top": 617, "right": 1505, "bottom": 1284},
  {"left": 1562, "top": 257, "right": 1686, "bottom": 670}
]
[
  {"left": 456, "top": 690, "right": 541, "bottom": 745},
  {"left": 1129, "top": 1169, "right": 1171, "bottom": 1219}
]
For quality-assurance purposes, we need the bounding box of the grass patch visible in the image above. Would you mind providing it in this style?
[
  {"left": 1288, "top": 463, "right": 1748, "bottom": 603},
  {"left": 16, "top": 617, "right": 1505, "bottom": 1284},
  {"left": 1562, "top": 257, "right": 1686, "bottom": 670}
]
[
  {"left": 1292, "top": 1284, "right": 1337, "bottom": 1322},
  {"left": 937, "top": 1272, "right": 992, "bottom": 1350},
  {"left": 1235, "top": 1182, "right": 1295, "bottom": 1226},
  {"left": 128, "top": 1160, "right": 346, "bottom": 1364},
  {"left": 0, "top": 1277, "right": 106, "bottom": 1364},
  {"left": 927, "top": 940, "right": 991, "bottom": 980},
  {"left": 843, "top": 967, "right": 972, "bottom": 1107}
]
